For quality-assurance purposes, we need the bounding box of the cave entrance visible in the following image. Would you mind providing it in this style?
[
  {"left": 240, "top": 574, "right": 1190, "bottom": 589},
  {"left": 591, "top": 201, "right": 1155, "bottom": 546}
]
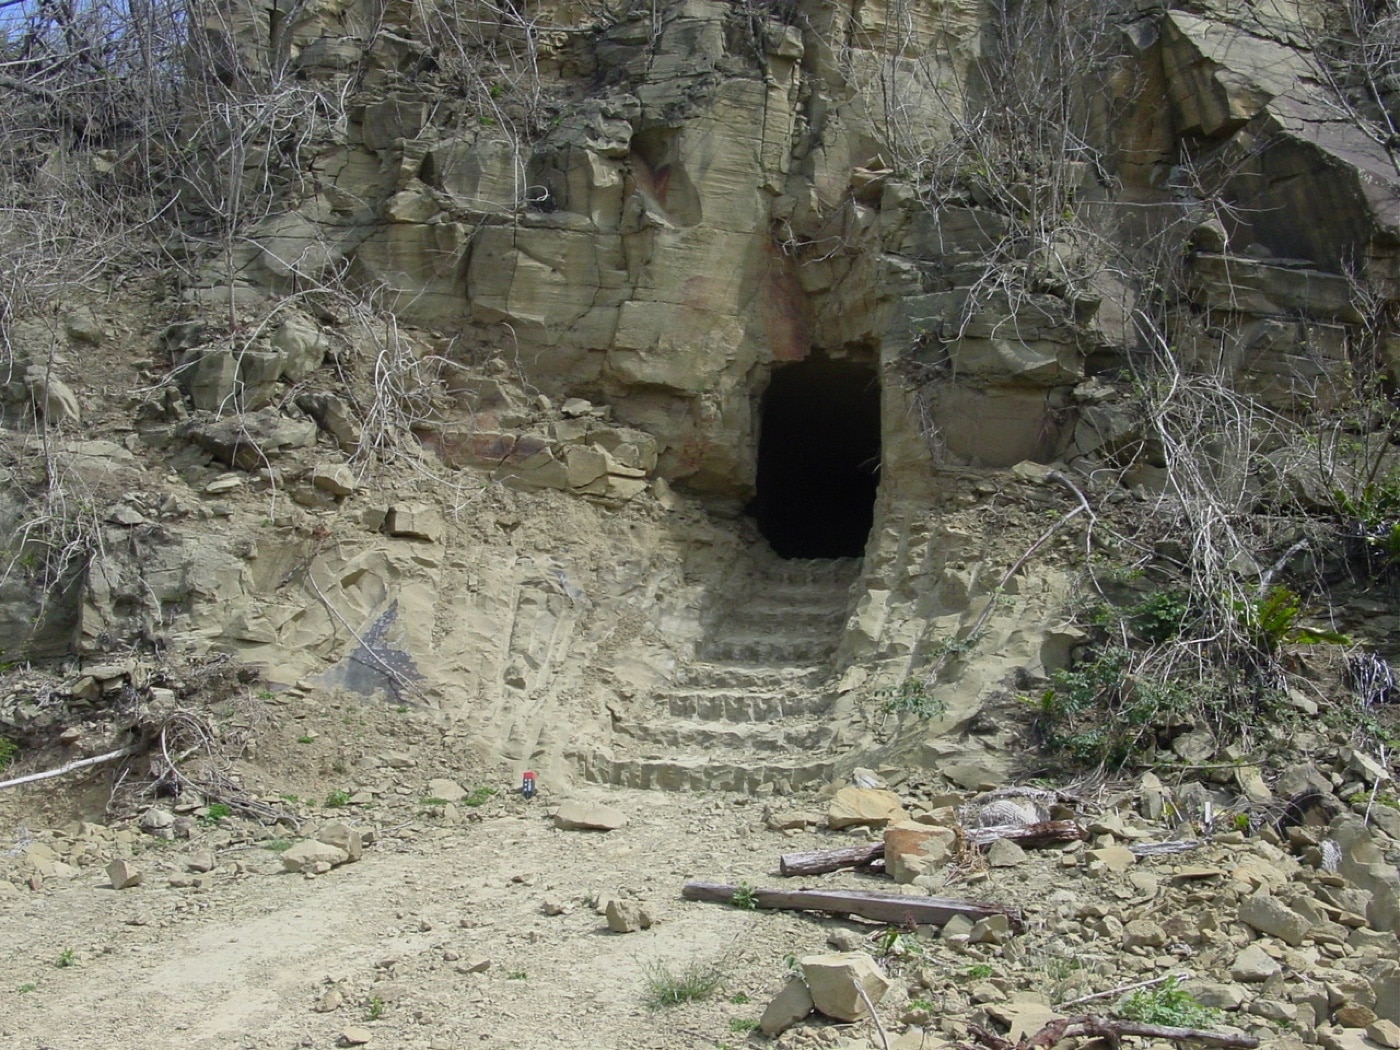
[{"left": 750, "top": 359, "right": 881, "bottom": 560}]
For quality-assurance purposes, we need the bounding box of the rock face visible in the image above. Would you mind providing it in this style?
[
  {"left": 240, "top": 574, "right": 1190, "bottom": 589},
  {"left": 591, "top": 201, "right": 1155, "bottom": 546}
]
[{"left": 4, "top": 0, "right": 1400, "bottom": 798}]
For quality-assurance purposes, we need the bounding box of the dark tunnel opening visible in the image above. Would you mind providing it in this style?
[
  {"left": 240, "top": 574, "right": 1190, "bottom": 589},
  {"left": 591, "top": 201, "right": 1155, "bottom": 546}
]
[{"left": 749, "top": 359, "right": 881, "bottom": 560}]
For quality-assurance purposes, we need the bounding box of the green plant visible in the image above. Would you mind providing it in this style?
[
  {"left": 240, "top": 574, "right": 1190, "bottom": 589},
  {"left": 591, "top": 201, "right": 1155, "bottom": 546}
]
[
  {"left": 420, "top": 797, "right": 450, "bottom": 807},
  {"left": 729, "top": 992, "right": 752, "bottom": 1005},
  {"left": 1234, "top": 586, "right": 1348, "bottom": 654},
  {"left": 55, "top": 949, "right": 75, "bottom": 969},
  {"left": 728, "top": 1018, "right": 760, "bottom": 1034},
  {"left": 198, "top": 803, "right": 232, "bottom": 826},
  {"left": 0, "top": 735, "right": 17, "bottom": 771},
  {"left": 1117, "top": 977, "right": 1219, "bottom": 1028},
  {"left": 18, "top": 982, "right": 37, "bottom": 993},
  {"left": 506, "top": 969, "right": 528, "bottom": 980},
  {"left": 1129, "top": 590, "right": 1190, "bottom": 643},
  {"left": 325, "top": 789, "right": 352, "bottom": 808},
  {"left": 962, "top": 963, "right": 995, "bottom": 980},
  {"left": 643, "top": 960, "right": 725, "bottom": 1009},
  {"left": 265, "top": 839, "right": 294, "bottom": 852},
  {"left": 296, "top": 735, "right": 315, "bottom": 744},
  {"left": 730, "top": 882, "right": 758, "bottom": 910},
  {"left": 875, "top": 678, "right": 947, "bottom": 720},
  {"left": 463, "top": 786, "right": 497, "bottom": 807},
  {"left": 366, "top": 997, "right": 385, "bottom": 1021}
]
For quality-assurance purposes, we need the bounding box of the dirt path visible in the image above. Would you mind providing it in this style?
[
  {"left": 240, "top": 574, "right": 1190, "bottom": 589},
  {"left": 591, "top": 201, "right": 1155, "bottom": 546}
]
[{"left": 0, "top": 790, "right": 835, "bottom": 1050}]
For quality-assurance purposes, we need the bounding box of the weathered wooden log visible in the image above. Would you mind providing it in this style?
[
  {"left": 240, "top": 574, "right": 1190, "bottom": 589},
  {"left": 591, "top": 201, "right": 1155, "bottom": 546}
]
[
  {"left": 962, "top": 820, "right": 1088, "bottom": 849},
  {"left": 778, "top": 841, "right": 884, "bottom": 876},
  {"left": 682, "top": 881, "right": 1023, "bottom": 930}
]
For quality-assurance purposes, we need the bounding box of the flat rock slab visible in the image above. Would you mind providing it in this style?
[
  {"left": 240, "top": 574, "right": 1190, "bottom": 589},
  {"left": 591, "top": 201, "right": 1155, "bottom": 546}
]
[
  {"left": 827, "top": 787, "right": 907, "bottom": 830},
  {"left": 554, "top": 801, "right": 627, "bottom": 831},
  {"left": 760, "top": 976, "right": 814, "bottom": 1036}
]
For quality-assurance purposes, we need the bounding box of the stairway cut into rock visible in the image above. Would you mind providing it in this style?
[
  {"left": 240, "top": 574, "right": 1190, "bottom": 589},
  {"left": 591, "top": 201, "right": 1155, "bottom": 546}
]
[{"left": 573, "top": 556, "right": 867, "bottom": 792}]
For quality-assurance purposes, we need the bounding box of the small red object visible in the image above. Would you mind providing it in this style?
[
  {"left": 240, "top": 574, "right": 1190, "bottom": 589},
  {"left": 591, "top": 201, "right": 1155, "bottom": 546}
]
[{"left": 521, "top": 771, "right": 537, "bottom": 799}]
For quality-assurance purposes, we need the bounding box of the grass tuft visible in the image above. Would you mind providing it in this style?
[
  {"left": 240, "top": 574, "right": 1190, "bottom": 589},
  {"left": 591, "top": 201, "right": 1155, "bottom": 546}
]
[{"left": 643, "top": 960, "right": 724, "bottom": 1009}]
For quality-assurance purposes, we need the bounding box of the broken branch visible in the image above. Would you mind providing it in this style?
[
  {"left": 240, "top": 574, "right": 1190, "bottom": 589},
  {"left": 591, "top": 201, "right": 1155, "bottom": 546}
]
[
  {"left": 778, "top": 841, "right": 885, "bottom": 876},
  {"left": 0, "top": 744, "right": 139, "bottom": 791}
]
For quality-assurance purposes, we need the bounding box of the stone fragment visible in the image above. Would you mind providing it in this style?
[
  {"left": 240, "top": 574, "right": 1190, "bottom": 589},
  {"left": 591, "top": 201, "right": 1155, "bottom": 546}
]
[
  {"left": 106, "top": 859, "right": 143, "bottom": 889},
  {"left": 884, "top": 821, "right": 956, "bottom": 883},
  {"left": 386, "top": 504, "right": 442, "bottom": 541},
  {"left": 605, "top": 899, "right": 655, "bottom": 932},
  {"left": 1334, "top": 1004, "right": 1377, "bottom": 1028},
  {"left": 553, "top": 800, "right": 627, "bottom": 831},
  {"left": 458, "top": 955, "right": 491, "bottom": 974},
  {"left": 139, "top": 807, "right": 175, "bottom": 831},
  {"left": 316, "top": 822, "right": 363, "bottom": 863},
  {"left": 1122, "top": 919, "right": 1167, "bottom": 949},
  {"left": 986, "top": 838, "right": 1027, "bottom": 868},
  {"left": 941, "top": 763, "right": 1002, "bottom": 791},
  {"left": 1231, "top": 943, "right": 1282, "bottom": 982},
  {"left": 25, "top": 366, "right": 82, "bottom": 425},
  {"left": 312, "top": 464, "right": 356, "bottom": 496},
  {"left": 968, "top": 914, "right": 1012, "bottom": 945},
  {"left": 185, "top": 850, "right": 216, "bottom": 873},
  {"left": 316, "top": 987, "right": 344, "bottom": 1012},
  {"left": 1189, "top": 980, "right": 1248, "bottom": 1009},
  {"left": 1086, "top": 845, "right": 1136, "bottom": 873},
  {"left": 1367, "top": 1020, "right": 1400, "bottom": 1048},
  {"left": 765, "top": 809, "right": 821, "bottom": 831},
  {"left": 280, "top": 840, "right": 350, "bottom": 872},
  {"left": 426, "top": 779, "right": 467, "bottom": 803},
  {"left": 827, "top": 787, "right": 907, "bottom": 830},
  {"left": 339, "top": 1026, "right": 372, "bottom": 1046},
  {"left": 760, "top": 976, "right": 814, "bottom": 1037},
  {"left": 1238, "top": 892, "right": 1312, "bottom": 946},
  {"left": 800, "top": 952, "right": 892, "bottom": 1022},
  {"left": 985, "top": 1003, "right": 1061, "bottom": 1041}
]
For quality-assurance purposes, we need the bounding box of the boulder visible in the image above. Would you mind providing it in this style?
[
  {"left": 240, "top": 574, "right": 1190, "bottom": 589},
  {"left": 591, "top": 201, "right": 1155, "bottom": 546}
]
[
  {"left": 281, "top": 840, "right": 350, "bottom": 872},
  {"left": 1231, "top": 943, "right": 1282, "bottom": 982},
  {"left": 800, "top": 952, "right": 892, "bottom": 1022},
  {"left": 316, "top": 822, "right": 364, "bottom": 863},
  {"left": 884, "top": 821, "right": 956, "bottom": 883},
  {"left": 604, "top": 899, "right": 656, "bottom": 932},
  {"left": 554, "top": 800, "right": 627, "bottom": 831},
  {"left": 1238, "top": 891, "right": 1311, "bottom": 946},
  {"left": 106, "top": 859, "right": 143, "bottom": 890}
]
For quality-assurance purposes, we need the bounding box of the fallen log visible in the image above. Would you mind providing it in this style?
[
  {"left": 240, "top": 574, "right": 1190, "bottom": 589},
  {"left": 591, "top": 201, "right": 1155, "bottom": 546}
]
[
  {"left": 682, "top": 880, "right": 1023, "bottom": 930},
  {"left": 962, "top": 820, "right": 1087, "bottom": 849},
  {"left": 779, "top": 841, "right": 884, "bottom": 877},
  {"left": 966, "top": 1014, "right": 1258, "bottom": 1050}
]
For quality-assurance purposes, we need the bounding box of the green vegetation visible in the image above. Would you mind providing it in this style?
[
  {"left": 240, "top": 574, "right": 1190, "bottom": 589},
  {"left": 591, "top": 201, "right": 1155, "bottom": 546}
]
[
  {"left": 264, "top": 838, "right": 294, "bottom": 852},
  {"left": 1116, "top": 977, "right": 1219, "bottom": 1028},
  {"left": 18, "top": 982, "right": 37, "bottom": 993},
  {"left": 0, "top": 735, "right": 17, "bottom": 771},
  {"left": 961, "top": 963, "right": 995, "bottom": 980},
  {"left": 643, "top": 960, "right": 725, "bottom": 1009},
  {"left": 875, "top": 678, "right": 947, "bottom": 720},
  {"left": 296, "top": 735, "right": 315, "bottom": 744},
  {"left": 730, "top": 882, "right": 759, "bottom": 910},
  {"left": 728, "top": 992, "right": 752, "bottom": 1005},
  {"left": 463, "top": 786, "right": 497, "bottom": 807},
  {"left": 55, "top": 949, "right": 75, "bottom": 969},
  {"left": 728, "top": 1018, "right": 760, "bottom": 1034},
  {"left": 506, "top": 968, "right": 528, "bottom": 980},
  {"left": 366, "top": 997, "right": 385, "bottom": 1021},
  {"left": 198, "top": 802, "right": 232, "bottom": 826},
  {"left": 324, "top": 789, "right": 352, "bottom": 808}
]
